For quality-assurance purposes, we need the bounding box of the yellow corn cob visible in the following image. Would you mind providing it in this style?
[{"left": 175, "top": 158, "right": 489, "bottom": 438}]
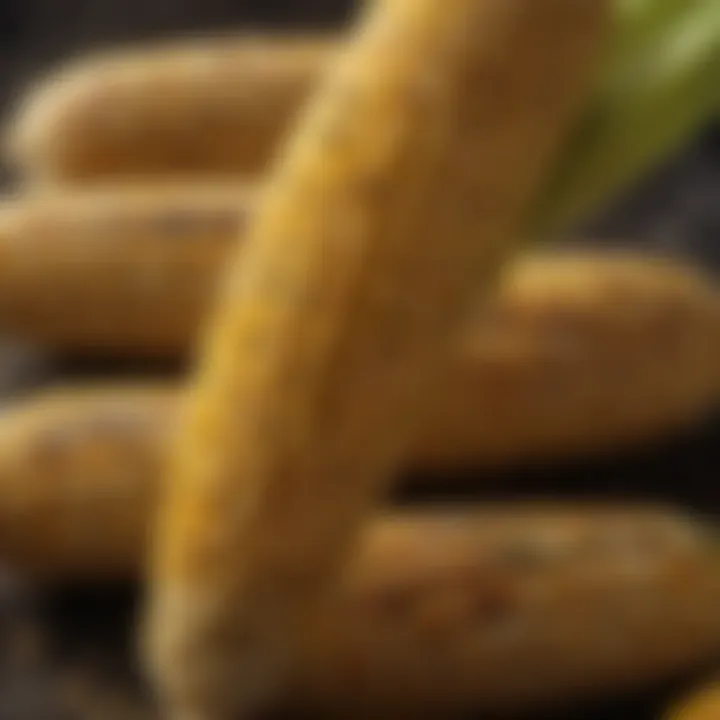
[
  {"left": 5, "top": 35, "right": 337, "bottom": 183},
  {"left": 666, "top": 676, "right": 720, "bottom": 720},
  {"left": 0, "top": 481, "right": 717, "bottom": 715},
  {"left": 144, "top": 1, "right": 609, "bottom": 717}
]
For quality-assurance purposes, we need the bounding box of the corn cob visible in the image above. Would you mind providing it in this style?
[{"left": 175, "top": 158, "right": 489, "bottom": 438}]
[
  {"left": 2, "top": 385, "right": 720, "bottom": 583},
  {"left": 1, "top": 188, "right": 718, "bottom": 456},
  {"left": 0, "top": 483, "right": 718, "bottom": 715},
  {"left": 0, "top": 252, "right": 716, "bottom": 514},
  {"left": 0, "top": 186, "right": 718, "bottom": 378},
  {"left": 0, "top": 183, "right": 254, "bottom": 355},
  {"left": 143, "top": 1, "right": 609, "bottom": 717},
  {"left": 4, "top": 35, "right": 337, "bottom": 183},
  {"left": 1, "top": 187, "right": 715, "bottom": 459},
  {"left": 0, "top": 384, "right": 175, "bottom": 577}
]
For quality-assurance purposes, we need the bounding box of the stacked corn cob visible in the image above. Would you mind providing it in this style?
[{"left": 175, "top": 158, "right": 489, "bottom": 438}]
[{"left": 0, "top": 0, "right": 717, "bottom": 718}]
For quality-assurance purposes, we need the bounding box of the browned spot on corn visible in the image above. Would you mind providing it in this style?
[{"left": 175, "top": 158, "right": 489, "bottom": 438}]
[{"left": 6, "top": 35, "right": 340, "bottom": 182}]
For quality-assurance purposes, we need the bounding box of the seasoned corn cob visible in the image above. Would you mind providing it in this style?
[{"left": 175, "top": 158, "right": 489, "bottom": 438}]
[
  {"left": 144, "top": 0, "right": 610, "bottom": 717},
  {"left": 534, "top": 0, "right": 720, "bottom": 232},
  {"left": 5, "top": 35, "right": 337, "bottom": 182},
  {"left": 0, "top": 183, "right": 254, "bottom": 355},
  {"left": 0, "top": 384, "right": 175, "bottom": 577},
  {"left": 666, "top": 676, "right": 720, "bottom": 720},
  {"left": 0, "top": 481, "right": 718, "bottom": 715}
]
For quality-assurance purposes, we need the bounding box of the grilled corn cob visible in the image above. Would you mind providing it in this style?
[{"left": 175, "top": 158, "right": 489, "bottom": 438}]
[{"left": 144, "top": 1, "right": 609, "bottom": 717}]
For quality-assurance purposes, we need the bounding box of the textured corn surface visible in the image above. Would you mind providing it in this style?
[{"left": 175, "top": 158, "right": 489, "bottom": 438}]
[
  {"left": 0, "top": 470, "right": 717, "bottom": 715},
  {"left": 144, "top": 0, "right": 609, "bottom": 717},
  {"left": 4, "top": 185, "right": 715, "bottom": 460},
  {"left": 0, "top": 184, "right": 253, "bottom": 355},
  {"left": 425, "top": 249, "right": 720, "bottom": 466},
  {"left": 4, "top": 35, "right": 338, "bottom": 182},
  {"left": 0, "top": 189, "right": 717, "bottom": 458}
]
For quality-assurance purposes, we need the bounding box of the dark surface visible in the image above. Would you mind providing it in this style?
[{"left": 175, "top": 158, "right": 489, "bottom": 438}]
[{"left": 0, "top": 2, "right": 718, "bottom": 718}]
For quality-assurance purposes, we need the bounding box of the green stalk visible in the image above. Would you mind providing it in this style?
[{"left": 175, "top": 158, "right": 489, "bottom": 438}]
[{"left": 533, "top": 0, "right": 720, "bottom": 236}]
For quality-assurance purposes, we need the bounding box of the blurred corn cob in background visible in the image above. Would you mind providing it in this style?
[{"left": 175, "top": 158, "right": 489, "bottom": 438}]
[
  {"left": 285, "top": 505, "right": 720, "bottom": 716},
  {"left": 0, "top": 466, "right": 718, "bottom": 716},
  {"left": 2, "top": 384, "right": 720, "bottom": 580}
]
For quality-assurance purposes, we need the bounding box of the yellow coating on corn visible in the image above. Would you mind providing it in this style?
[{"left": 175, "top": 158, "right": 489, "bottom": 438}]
[{"left": 142, "top": 1, "right": 609, "bottom": 717}]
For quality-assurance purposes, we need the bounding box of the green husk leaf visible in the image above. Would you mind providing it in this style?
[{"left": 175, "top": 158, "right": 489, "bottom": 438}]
[{"left": 533, "top": 0, "right": 720, "bottom": 236}]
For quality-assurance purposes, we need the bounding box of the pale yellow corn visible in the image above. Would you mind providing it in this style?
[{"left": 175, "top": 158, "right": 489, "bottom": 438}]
[
  {"left": 5, "top": 35, "right": 338, "bottom": 182},
  {"left": 0, "top": 189, "right": 717, "bottom": 459}
]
